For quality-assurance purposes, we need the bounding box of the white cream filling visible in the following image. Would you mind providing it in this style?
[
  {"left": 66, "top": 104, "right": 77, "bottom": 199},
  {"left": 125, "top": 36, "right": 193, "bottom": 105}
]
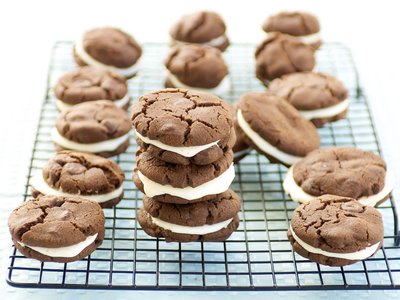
[
  {"left": 237, "top": 109, "right": 302, "bottom": 165},
  {"left": 138, "top": 163, "right": 235, "bottom": 200},
  {"left": 150, "top": 213, "right": 233, "bottom": 235},
  {"left": 166, "top": 71, "right": 231, "bottom": 95},
  {"left": 290, "top": 226, "right": 381, "bottom": 260},
  {"left": 283, "top": 166, "right": 394, "bottom": 206},
  {"left": 298, "top": 32, "right": 321, "bottom": 44},
  {"left": 55, "top": 93, "right": 130, "bottom": 112},
  {"left": 31, "top": 171, "right": 124, "bottom": 204},
  {"left": 18, "top": 234, "right": 98, "bottom": 258},
  {"left": 75, "top": 39, "right": 139, "bottom": 77},
  {"left": 299, "top": 99, "right": 349, "bottom": 120},
  {"left": 174, "top": 34, "right": 227, "bottom": 48},
  {"left": 51, "top": 128, "right": 129, "bottom": 153},
  {"left": 135, "top": 130, "right": 219, "bottom": 157}
]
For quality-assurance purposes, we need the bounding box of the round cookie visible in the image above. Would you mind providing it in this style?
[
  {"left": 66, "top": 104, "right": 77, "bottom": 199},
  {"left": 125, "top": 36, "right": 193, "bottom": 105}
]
[
  {"left": 255, "top": 32, "right": 315, "bottom": 86},
  {"left": 269, "top": 72, "right": 349, "bottom": 127},
  {"left": 236, "top": 91, "right": 320, "bottom": 166},
  {"left": 164, "top": 44, "right": 229, "bottom": 94},
  {"left": 31, "top": 151, "right": 125, "bottom": 208},
  {"left": 283, "top": 147, "right": 393, "bottom": 206},
  {"left": 262, "top": 11, "right": 322, "bottom": 49},
  {"left": 131, "top": 88, "right": 234, "bottom": 165},
  {"left": 74, "top": 27, "right": 142, "bottom": 78},
  {"left": 8, "top": 195, "right": 105, "bottom": 263},
  {"left": 138, "top": 189, "right": 241, "bottom": 242},
  {"left": 170, "top": 11, "right": 230, "bottom": 51},
  {"left": 133, "top": 148, "right": 235, "bottom": 204},
  {"left": 288, "top": 195, "right": 384, "bottom": 267},
  {"left": 54, "top": 66, "right": 130, "bottom": 111},
  {"left": 53, "top": 100, "right": 131, "bottom": 157}
]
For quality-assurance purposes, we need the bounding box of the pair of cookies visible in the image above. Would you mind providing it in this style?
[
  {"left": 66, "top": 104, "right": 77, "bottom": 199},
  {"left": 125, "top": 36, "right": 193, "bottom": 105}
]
[{"left": 131, "top": 88, "right": 241, "bottom": 242}]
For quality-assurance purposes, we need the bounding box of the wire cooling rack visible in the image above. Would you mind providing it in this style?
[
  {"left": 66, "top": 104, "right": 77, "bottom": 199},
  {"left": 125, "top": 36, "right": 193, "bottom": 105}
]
[{"left": 6, "top": 42, "right": 400, "bottom": 291}]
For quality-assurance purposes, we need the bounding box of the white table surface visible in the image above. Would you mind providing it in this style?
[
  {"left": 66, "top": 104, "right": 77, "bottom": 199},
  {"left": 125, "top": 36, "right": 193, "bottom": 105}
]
[{"left": 0, "top": 0, "right": 399, "bottom": 299}]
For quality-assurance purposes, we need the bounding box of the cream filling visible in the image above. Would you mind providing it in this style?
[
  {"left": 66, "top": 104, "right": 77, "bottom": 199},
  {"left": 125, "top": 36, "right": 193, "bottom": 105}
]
[
  {"left": 18, "top": 234, "right": 98, "bottom": 258},
  {"left": 290, "top": 226, "right": 381, "bottom": 260},
  {"left": 51, "top": 128, "right": 129, "bottom": 153},
  {"left": 237, "top": 109, "right": 302, "bottom": 165},
  {"left": 138, "top": 163, "right": 235, "bottom": 200},
  {"left": 175, "top": 34, "right": 227, "bottom": 48},
  {"left": 167, "top": 71, "right": 231, "bottom": 95},
  {"left": 298, "top": 32, "right": 321, "bottom": 44},
  {"left": 150, "top": 213, "right": 233, "bottom": 235},
  {"left": 55, "top": 93, "right": 130, "bottom": 112},
  {"left": 299, "top": 99, "right": 349, "bottom": 120},
  {"left": 75, "top": 39, "right": 139, "bottom": 77},
  {"left": 283, "top": 166, "right": 394, "bottom": 206},
  {"left": 135, "top": 130, "right": 219, "bottom": 157},
  {"left": 31, "top": 171, "right": 124, "bottom": 203}
]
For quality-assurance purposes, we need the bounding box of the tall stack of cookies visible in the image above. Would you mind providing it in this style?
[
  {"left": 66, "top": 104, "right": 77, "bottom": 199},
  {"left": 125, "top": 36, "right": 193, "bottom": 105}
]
[{"left": 131, "top": 88, "right": 241, "bottom": 242}]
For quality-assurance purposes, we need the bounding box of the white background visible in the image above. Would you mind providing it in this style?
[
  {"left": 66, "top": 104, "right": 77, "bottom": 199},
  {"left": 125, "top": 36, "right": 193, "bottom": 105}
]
[{"left": 0, "top": 0, "right": 399, "bottom": 299}]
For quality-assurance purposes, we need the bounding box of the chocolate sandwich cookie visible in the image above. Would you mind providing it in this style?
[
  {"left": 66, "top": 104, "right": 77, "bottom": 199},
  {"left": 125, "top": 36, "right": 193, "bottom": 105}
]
[
  {"left": 262, "top": 11, "right": 322, "bottom": 49},
  {"left": 232, "top": 103, "right": 251, "bottom": 162},
  {"left": 8, "top": 195, "right": 105, "bottom": 263},
  {"left": 54, "top": 66, "right": 130, "bottom": 112},
  {"left": 170, "top": 11, "right": 230, "bottom": 52},
  {"left": 133, "top": 149, "right": 235, "bottom": 204},
  {"left": 31, "top": 151, "right": 125, "bottom": 208},
  {"left": 255, "top": 32, "right": 315, "bottom": 85},
  {"left": 138, "top": 189, "right": 240, "bottom": 242},
  {"left": 269, "top": 72, "right": 348, "bottom": 127},
  {"left": 164, "top": 44, "right": 230, "bottom": 95},
  {"left": 236, "top": 92, "right": 320, "bottom": 166},
  {"left": 131, "top": 88, "right": 235, "bottom": 165},
  {"left": 288, "top": 195, "right": 384, "bottom": 267},
  {"left": 283, "top": 147, "right": 394, "bottom": 206},
  {"left": 53, "top": 100, "right": 131, "bottom": 157},
  {"left": 74, "top": 27, "right": 142, "bottom": 78}
]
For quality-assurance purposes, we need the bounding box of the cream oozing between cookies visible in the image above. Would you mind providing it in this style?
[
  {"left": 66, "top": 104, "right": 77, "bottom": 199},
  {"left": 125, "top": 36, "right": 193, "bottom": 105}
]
[
  {"left": 175, "top": 34, "right": 228, "bottom": 48},
  {"left": 237, "top": 109, "right": 303, "bottom": 165},
  {"left": 56, "top": 93, "right": 130, "bottom": 112},
  {"left": 137, "top": 163, "right": 235, "bottom": 200},
  {"left": 297, "top": 32, "right": 321, "bottom": 44},
  {"left": 299, "top": 99, "right": 349, "bottom": 120},
  {"left": 18, "top": 233, "right": 98, "bottom": 258}
]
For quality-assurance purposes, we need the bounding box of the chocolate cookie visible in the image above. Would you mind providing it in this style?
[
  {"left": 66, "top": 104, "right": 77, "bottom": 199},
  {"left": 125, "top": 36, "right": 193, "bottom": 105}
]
[
  {"left": 288, "top": 195, "right": 384, "bottom": 266},
  {"left": 131, "top": 88, "right": 234, "bottom": 165},
  {"left": 53, "top": 100, "right": 131, "bottom": 157},
  {"left": 54, "top": 66, "right": 130, "bottom": 111},
  {"left": 133, "top": 149, "right": 235, "bottom": 204},
  {"left": 8, "top": 195, "right": 105, "bottom": 263},
  {"left": 232, "top": 103, "right": 251, "bottom": 162},
  {"left": 164, "top": 44, "right": 229, "bottom": 94},
  {"left": 138, "top": 189, "right": 240, "bottom": 242},
  {"left": 31, "top": 151, "right": 125, "bottom": 208},
  {"left": 262, "top": 11, "right": 322, "bottom": 49},
  {"left": 74, "top": 27, "right": 142, "bottom": 78},
  {"left": 170, "top": 11, "right": 230, "bottom": 51},
  {"left": 255, "top": 32, "right": 315, "bottom": 85},
  {"left": 269, "top": 72, "right": 349, "bottom": 127},
  {"left": 236, "top": 92, "right": 320, "bottom": 166},
  {"left": 283, "top": 147, "right": 393, "bottom": 206}
]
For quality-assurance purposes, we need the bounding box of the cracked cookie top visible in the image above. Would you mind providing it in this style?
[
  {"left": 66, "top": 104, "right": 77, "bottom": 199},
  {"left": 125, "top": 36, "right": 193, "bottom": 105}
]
[
  {"left": 165, "top": 44, "right": 228, "bottom": 88},
  {"left": 80, "top": 27, "right": 142, "bottom": 68},
  {"left": 255, "top": 32, "right": 315, "bottom": 82},
  {"left": 135, "top": 147, "right": 233, "bottom": 188},
  {"left": 269, "top": 72, "right": 348, "bottom": 110},
  {"left": 262, "top": 11, "right": 320, "bottom": 36},
  {"left": 170, "top": 11, "right": 226, "bottom": 43},
  {"left": 8, "top": 195, "right": 105, "bottom": 247},
  {"left": 131, "top": 88, "right": 233, "bottom": 146},
  {"left": 56, "top": 100, "right": 131, "bottom": 143},
  {"left": 293, "top": 147, "right": 388, "bottom": 198},
  {"left": 238, "top": 92, "right": 320, "bottom": 156},
  {"left": 143, "top": 188, "right": 240, "bottom": 226},
  {"left": 291, "top": 195, "right": 383, "bottom": 253},
  {"left": 42, "top": 151, "right": 124, "bottom": 195},
  {"left": 54, "top": 66, "right": 128, "bottom": 105}
]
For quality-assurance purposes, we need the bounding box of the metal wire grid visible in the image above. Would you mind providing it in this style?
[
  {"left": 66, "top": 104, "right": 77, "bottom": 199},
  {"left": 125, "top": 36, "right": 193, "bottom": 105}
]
[{"left": 6, "top": 42, "right": 400, "bottom": 291}]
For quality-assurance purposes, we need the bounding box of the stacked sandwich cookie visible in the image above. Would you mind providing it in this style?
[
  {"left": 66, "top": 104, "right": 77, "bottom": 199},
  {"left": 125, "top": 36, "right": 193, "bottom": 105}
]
[{"left": 131, "top": 88, "right": 240, "bottom": 242}]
